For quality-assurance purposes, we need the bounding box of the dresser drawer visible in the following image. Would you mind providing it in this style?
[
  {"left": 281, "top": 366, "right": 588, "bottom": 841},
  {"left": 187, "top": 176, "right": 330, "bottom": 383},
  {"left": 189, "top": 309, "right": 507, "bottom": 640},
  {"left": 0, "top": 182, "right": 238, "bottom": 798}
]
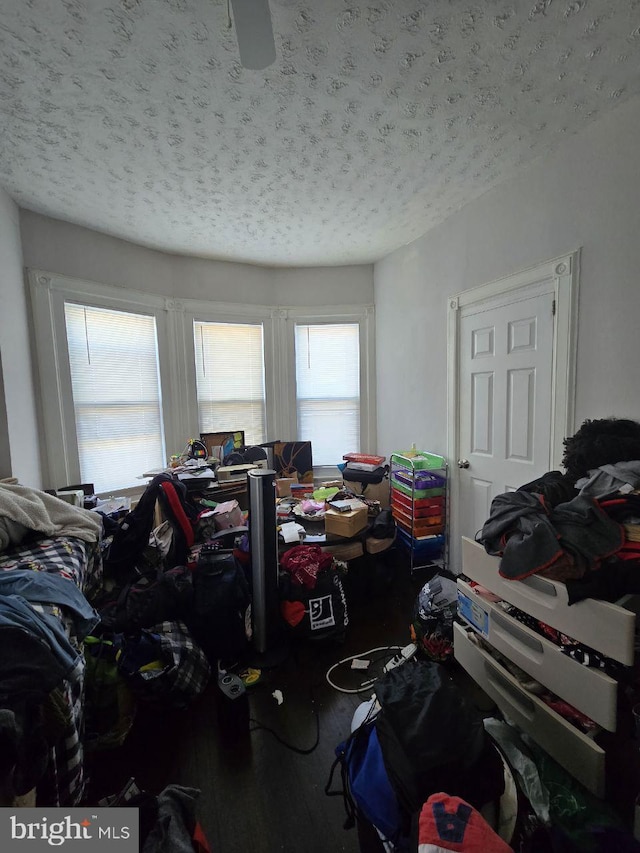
[
  {"left": 461, "top": 537, "right": 636, "bottom": 665},
  {"left": 454, "top": 622, "right": 606, "bottom": 797},
  {"left": 457, "top": 579, "right": 618, "bottom": 731}
]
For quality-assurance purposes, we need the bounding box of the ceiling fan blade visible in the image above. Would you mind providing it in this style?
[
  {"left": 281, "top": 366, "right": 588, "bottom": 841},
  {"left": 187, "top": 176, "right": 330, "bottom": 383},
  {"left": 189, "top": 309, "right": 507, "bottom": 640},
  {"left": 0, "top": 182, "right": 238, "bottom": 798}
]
[{"left": 230, "top": 0, "right": 276, "bottom": 70}]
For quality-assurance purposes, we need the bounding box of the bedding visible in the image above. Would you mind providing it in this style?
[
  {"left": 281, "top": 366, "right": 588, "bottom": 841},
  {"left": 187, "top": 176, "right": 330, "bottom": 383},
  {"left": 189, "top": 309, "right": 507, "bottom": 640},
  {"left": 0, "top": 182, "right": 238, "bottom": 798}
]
[{"left": 0, "top": 509, "right": 102, "bottom": 806}]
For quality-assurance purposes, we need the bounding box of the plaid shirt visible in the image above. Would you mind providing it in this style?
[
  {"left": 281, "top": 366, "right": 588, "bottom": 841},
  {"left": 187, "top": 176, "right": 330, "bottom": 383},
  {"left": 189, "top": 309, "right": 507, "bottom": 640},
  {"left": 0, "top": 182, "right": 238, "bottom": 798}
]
[
  {"left": 0, "top": 537, "right": 102, "bottom": 807},
  {"left": 134, "top": 620, "right": 211, "bottom": 709}
]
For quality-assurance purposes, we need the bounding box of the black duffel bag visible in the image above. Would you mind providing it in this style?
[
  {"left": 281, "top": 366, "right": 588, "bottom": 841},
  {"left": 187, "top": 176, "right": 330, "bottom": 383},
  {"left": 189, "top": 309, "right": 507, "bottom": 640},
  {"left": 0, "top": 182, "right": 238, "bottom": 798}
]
[{"left": 97, "top": 563, "right": 193, "bottom": 633}]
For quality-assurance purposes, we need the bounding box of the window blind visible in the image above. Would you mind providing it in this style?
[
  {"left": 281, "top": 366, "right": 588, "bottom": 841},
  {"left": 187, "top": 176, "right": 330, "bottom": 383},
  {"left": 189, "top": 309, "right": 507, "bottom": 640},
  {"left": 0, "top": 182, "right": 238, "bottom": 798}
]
[
  {"left": 64, "top": 303, "right": 165, "bottom": 493},
  {"left": 193, "top": 321, "right": 266, "bottom": 445},
  {"left": 295, "top": 323, "right": 360, "bottom": 466}
]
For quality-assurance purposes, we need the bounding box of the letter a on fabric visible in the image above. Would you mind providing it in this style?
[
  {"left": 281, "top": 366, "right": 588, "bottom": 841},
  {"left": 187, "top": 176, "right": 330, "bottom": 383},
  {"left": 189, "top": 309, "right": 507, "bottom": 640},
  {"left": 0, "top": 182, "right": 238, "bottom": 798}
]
[{"left": 418, "top": 793, "right": 513, "bottom": 853}]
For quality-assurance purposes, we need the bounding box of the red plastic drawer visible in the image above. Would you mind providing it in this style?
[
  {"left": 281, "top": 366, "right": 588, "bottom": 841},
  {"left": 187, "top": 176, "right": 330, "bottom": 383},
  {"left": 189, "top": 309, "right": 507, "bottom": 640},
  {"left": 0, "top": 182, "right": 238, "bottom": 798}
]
[{"left": 392, "top": 492, "right": 443, "bottom": 518}]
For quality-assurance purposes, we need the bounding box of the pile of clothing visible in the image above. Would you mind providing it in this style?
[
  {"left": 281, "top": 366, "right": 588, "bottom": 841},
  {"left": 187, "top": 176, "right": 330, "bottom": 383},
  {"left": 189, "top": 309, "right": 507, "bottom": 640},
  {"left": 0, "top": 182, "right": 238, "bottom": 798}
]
[{"left": 478, "top": 418, "right": 640, "bottom": 602}]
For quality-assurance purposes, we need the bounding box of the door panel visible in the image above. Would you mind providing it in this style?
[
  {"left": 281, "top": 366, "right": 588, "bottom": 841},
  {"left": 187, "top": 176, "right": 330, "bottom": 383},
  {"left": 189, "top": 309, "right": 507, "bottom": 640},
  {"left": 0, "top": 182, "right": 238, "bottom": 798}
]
[
  {"left": 471, "top": 372, "right": 493, "bottom": 454},
  {"left": 506, "top": 368, "right": 534, "bottom": 461},
  {"left": 459, "top": 291, "right": 554, "bottom": 543},
  {"left": 469, "top": 477, "right": 492, "bottom": 540}
]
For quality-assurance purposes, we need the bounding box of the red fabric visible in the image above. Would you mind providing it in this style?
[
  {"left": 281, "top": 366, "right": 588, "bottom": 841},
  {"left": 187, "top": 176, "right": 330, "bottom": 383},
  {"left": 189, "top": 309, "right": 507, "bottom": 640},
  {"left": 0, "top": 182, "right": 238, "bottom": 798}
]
[
  {"left": 540, "top": 695, "right": 598, "bottom": 733},
  {"left": 159, "top": 481, "right": 195, "bottom": 548},
  {"left": 280, "top": 544, "right": 333, "bottom": 589},
  {"left": 418, "top": 793, "right": 512, "bottom": 852},
  {"left": 234, "top": 547, "right": 250, "bottom": 565},
  {"left": 281, "top": 600, "right": 306, "bottom": 627},
  {"left": 191, "top": 821, "right": 211, "bottom": 853},
  {"left": 615, "top": 538, "right": 640, "bottom": 560}
]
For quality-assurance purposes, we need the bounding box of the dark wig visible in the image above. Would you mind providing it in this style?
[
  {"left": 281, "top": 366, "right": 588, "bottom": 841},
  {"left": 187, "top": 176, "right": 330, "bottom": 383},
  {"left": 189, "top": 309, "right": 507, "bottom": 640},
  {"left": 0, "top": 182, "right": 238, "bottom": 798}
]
[{"left": 562, "top": 417, "right": 640, "bottom": 483}]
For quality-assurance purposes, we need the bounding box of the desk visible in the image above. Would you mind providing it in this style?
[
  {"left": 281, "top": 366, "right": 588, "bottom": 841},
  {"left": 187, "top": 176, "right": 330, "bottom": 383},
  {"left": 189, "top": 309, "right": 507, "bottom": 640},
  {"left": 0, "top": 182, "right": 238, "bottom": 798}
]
[
  {"left": 143, "top": 467, "right": 250, "bottom": 510},
  {"left": 179, "top": 474, "right": 249, "bottom": 511}
]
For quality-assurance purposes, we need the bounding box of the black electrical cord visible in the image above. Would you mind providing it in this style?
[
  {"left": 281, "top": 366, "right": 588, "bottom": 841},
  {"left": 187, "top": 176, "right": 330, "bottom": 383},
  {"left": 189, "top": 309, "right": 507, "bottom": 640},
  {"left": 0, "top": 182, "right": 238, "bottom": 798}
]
[
  {"left": 248, "top": 681, "right": 321, "bottom": 755},
  {"left": 248, "top": 702, "right": 320, "bottom": 755}
]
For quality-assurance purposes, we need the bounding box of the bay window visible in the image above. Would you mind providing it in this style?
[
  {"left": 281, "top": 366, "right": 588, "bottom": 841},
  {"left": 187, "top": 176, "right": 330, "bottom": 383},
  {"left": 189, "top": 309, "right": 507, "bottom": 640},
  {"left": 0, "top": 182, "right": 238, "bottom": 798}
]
[{"left": 29, "top": 270, "right": 375, "bottom": 491}]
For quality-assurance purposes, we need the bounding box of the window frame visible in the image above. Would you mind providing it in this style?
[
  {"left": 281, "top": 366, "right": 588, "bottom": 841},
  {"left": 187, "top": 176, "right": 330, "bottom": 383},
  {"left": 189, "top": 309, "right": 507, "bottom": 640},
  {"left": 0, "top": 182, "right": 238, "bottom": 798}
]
[
  {"left": 63, "top": 301, "right": 168, "bottom": 494},
  {"left": 178, "top": 300, "right": 275, "bottom": 446},
  {"left": 29, "top": 270, "right": 175, "bottom": 495},
  {"left": 285, "top": 306, "right": 376, "bottom": 479}
]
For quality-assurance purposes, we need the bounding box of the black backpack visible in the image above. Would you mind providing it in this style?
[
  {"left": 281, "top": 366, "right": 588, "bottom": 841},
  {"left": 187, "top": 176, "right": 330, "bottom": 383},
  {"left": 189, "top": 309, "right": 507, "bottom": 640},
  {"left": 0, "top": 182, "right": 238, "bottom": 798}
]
[
  {"left": 104, "top": 474, "right": 197, "bottom": 580},
  {"left": 370, "top": 509, "right": 396, "bottom": 539},
  {"left": 96, "top": 563, "right": 194, "bottom": 633},
  {"left": 342, "top": 465, "right": 389, "bottom": 486},
  {"left": 188, "top": 547, "right": 252, "bottom": 666},
  {"left": 373, "top": 661, "right": 505, "bottom": 818}
]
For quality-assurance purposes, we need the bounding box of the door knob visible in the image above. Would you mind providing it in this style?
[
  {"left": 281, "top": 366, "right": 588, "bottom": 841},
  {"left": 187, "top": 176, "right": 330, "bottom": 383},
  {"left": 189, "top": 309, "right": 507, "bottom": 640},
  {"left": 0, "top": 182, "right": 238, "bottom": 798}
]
[{"left": 457, "top": 459, "right": 470, "bottom": 469}]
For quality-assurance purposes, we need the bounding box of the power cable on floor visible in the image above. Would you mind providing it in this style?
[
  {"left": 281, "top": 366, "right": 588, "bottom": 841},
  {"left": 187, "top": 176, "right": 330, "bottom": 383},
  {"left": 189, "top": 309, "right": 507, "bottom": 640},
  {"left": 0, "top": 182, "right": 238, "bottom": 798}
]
[
  {"left": 325, "top": 645, "right": 404, "bottom": 694},
  {"left": 248, "top": 686, "right": 321, "bottom": 755}
]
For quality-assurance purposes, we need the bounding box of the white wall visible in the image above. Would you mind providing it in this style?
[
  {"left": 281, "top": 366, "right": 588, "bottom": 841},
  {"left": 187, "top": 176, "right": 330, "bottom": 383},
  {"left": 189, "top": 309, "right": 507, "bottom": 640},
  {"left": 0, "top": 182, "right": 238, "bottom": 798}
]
[
  {"left": 0, "top": 188, "right": 41, "bottom": 486},
  {"left": 0, "top": 351, "right": 11, "bottom": 479},
  {"left": 273, "top": 266, "right": 373, "bottom": 307},
  {"left": 19, "top": 211, "right": 374, "bottom": 307},
  {"left": 375, "top": 94, "right": 640, "bottom": 463}
]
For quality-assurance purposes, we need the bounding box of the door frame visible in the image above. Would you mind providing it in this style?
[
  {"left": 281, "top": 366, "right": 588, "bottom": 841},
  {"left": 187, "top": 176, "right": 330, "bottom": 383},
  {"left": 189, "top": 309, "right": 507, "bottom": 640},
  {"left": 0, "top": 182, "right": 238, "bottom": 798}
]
[{"left": 446, "top": 250, "right": 580, "bottom": 572}]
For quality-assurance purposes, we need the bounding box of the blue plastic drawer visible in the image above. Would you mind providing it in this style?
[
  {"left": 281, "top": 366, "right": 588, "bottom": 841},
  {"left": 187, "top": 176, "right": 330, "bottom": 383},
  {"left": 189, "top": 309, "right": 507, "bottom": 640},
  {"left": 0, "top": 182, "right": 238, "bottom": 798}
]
[{"left": 397, "top": 529, "right": 445, "bottom": 558}]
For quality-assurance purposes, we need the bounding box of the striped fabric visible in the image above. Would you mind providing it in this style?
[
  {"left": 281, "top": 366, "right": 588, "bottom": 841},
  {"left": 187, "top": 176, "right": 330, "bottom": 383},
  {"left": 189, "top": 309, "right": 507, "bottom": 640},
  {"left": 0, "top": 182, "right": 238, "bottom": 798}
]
[{"left": 0, "top": 536, "right": 103, "bottom": 805}]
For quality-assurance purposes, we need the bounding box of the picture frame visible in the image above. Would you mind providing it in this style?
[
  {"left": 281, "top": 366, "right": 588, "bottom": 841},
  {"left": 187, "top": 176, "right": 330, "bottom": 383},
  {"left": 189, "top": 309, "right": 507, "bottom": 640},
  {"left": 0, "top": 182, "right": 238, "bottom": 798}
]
[
  {"left": 200, "top": 430, "right": 245, "bottom": 462},
  {"left": 272, "top": 441, "right": 313, "bottom": 483}
]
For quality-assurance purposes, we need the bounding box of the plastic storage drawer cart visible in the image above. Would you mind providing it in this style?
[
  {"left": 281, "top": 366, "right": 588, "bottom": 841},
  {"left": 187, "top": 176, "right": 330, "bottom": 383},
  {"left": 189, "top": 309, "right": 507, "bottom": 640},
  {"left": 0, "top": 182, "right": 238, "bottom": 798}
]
[{"left": 390, "top": 451, "right": 447, "bottom": 572}]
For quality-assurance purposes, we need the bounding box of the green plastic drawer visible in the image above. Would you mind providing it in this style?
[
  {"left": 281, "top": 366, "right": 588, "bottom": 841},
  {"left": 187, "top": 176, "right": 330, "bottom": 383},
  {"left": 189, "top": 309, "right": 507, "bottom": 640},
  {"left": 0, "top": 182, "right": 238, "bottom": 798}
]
[
  {"left": 391, "top": 451, "right": 446, "bottom": 471},
  {"left": 391, "top": 478, "right": 444, "bottom": 500}
]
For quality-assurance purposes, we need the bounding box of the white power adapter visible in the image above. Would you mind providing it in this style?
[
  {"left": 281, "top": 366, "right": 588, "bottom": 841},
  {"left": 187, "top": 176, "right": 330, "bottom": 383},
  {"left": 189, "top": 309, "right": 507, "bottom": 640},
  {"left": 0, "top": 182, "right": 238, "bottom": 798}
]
[{"left": 383, "top": 643, "right": 418, "bottom": 673}]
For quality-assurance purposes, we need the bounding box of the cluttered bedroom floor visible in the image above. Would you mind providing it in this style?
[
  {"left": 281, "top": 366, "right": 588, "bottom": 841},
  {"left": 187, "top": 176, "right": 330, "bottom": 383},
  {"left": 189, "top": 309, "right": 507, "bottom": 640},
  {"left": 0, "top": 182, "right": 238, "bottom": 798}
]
[
  {"left": 83, "top": 551, "right": 640, "bottom": 853},
  {"left": 84, "top": 552, "right": 432, "bottom": 852}
]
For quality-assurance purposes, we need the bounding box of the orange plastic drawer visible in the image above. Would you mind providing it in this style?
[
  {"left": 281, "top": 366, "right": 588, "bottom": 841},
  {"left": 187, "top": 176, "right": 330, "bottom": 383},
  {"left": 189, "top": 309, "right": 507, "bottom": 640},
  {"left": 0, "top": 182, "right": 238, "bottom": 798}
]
[
  {"left": 396, "top": 517, "right": 445, "bottom": 538},
  {"left": 393, "top": 506, "right": 444, "bottom": 537}
]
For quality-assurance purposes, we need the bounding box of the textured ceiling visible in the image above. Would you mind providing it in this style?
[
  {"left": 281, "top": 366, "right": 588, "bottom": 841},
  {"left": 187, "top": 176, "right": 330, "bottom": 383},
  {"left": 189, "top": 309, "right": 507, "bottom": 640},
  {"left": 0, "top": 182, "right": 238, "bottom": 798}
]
[{"left": 1, "top": 1, "right": 639, "bottom": 267}]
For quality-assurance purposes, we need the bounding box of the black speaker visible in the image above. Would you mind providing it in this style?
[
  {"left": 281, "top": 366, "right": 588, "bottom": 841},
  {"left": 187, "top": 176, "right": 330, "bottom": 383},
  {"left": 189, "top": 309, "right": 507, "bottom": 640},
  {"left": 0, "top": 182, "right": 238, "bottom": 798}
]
[{"left": 247, "top": 468, "right": 279, "bottom": 654}]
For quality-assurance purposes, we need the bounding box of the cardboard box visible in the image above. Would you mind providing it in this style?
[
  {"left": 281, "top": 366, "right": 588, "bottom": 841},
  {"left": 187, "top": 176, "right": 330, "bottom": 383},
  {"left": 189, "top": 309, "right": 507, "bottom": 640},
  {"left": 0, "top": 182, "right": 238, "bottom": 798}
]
[
  {"left": 276, "top": 476, "right": 298, "bottom": 497},
  {"left": 342, "top": 477, "right": 391, "bottom": 509},
  {"left": 319, "top": 479, "right": 343, "bottom": 490},
  {"left": 212, "top": 499, "right": 245, "bottom": 530},
  {"left": 324, "top": 505, "right": 368, "bottom": 538}
]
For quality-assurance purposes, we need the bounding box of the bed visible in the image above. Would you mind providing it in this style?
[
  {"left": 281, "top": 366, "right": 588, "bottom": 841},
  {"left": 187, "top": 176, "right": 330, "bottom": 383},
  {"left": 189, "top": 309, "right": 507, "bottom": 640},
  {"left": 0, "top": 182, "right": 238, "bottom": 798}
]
[{"left": 0, "top": 484, "right": 103, "bottom": 807}]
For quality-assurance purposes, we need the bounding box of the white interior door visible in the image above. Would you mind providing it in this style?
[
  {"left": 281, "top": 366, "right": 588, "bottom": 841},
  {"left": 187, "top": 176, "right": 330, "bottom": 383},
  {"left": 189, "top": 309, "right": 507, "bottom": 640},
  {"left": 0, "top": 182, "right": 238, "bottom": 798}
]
[
  {"left": 447, "top": 252, "right": 579, "bottom": 573},
  {"left": 458, "top": 288, "right": 555, "bottom": 542}
]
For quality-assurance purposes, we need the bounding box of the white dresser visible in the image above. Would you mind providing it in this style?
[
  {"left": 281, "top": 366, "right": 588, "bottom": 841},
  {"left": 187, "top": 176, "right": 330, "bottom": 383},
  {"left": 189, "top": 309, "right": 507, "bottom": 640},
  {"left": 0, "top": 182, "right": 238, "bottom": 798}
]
[{"left": 454, "top": 536, "right": 639, "bottom": 798}]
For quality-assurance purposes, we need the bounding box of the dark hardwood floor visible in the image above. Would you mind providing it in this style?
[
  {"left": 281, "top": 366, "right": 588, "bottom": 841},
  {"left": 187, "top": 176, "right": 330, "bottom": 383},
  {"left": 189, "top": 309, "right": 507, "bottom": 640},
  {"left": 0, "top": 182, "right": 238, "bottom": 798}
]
[{"left": 84, "top": 552, "right": 444, "bottom": 853}]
